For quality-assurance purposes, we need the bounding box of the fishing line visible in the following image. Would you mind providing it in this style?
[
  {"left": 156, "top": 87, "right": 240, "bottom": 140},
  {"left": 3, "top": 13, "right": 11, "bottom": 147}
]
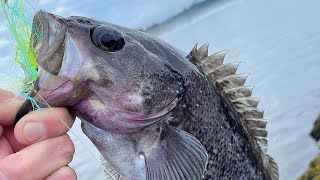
[
  {"left": 25, "top": 0, "right": 37, "bottom": 10},
  {"left": 20, "top": 92, "right": 41, "bottom": 110},
  {"left": 1, "top": 1, "right": 118, "bottom": 179},
  {"left": 34, "top": 89, "right": 119, "bottom": 180},
  {"left": 2, "top": 90, "right": 118, "bottom": 179}
]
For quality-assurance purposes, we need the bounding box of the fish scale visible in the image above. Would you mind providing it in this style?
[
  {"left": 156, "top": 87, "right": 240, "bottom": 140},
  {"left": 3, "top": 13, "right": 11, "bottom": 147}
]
[
  {"left": 184, "top": 44, "right": 278, "bottom": 179},
  {"left": 14, "top": 11, "right": 278, "bottom": 180}
]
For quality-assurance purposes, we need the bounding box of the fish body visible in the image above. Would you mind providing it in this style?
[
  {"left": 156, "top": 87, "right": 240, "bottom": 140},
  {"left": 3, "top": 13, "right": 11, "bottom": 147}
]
[{"left": 17, "top": 11, "right": 278, "bottom": 180}]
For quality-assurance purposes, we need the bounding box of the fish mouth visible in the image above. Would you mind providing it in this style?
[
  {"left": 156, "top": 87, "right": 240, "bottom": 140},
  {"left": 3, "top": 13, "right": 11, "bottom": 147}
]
[
  {"left": 14, "top": 11, "right": 48, "bottom": 124},
  {"left": 31, "top": 10, "right": 66, "bottom": 54},
  {"left": 31, "top": 10, "right": 66, "bottom": 75},
  {"left": 15, "top": 11, "right": 67, "bottom": 124}
]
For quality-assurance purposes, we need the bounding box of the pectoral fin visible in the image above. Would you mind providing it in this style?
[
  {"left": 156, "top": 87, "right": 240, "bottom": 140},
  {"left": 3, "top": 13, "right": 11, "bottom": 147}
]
[{"left": 144, "top": 123, "right": 208, "bottom": 180}]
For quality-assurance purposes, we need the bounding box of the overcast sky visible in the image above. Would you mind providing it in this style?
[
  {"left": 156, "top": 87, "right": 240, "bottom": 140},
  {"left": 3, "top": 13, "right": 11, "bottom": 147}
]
[{"left": 0, "top": 0, "right": 205, "bottom": 90}]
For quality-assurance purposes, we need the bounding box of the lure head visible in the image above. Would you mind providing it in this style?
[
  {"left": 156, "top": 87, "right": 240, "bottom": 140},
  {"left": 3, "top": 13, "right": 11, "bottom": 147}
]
[{"left": 27, "top": 11, "right": 193, "bottom": 133}]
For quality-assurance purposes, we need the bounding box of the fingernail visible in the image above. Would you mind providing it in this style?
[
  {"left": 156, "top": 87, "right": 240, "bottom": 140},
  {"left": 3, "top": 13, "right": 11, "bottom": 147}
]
[
  {"left": 23, "top": 122, "right": 45, "bottom": 142},
  {"left": 0, "top": 171, "right": 7, "bottom": 180}
]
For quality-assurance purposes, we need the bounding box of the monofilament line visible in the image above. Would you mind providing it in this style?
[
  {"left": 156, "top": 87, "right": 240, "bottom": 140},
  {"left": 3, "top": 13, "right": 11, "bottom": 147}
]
[{"left": 34, "top": 89, "right": 118, "bottom": 180}]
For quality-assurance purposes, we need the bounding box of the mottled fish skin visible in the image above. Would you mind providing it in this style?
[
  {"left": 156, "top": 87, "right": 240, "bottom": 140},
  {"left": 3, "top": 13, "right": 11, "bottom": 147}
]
[
  {"left": 16, "top": 10, "right": 278, "bottom": 180},
  {"left": 171, "top": 71, "right": 268, "bottom": 179}
]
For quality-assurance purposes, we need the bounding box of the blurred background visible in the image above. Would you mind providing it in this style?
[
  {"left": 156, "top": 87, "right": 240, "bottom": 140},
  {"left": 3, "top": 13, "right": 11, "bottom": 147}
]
[{"left": 1, "top": 0, "right": 319, "bottom": 179}]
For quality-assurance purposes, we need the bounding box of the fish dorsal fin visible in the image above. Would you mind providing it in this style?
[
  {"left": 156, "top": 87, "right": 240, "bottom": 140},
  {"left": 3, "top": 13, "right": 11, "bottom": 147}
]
[
  {"left": 263, "top": 155, "right": 279, "bottom": 180},
  {"left": 187, "top": 43, "right": 267, "bottom": 147},
  {"left": 187, "top": 44, "right": 279, "bottom": 180}
]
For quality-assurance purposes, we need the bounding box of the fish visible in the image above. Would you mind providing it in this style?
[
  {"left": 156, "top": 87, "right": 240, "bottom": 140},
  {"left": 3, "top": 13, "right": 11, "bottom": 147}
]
[{"left": 15, "top": 10, "right": 279, "bottom": 180}]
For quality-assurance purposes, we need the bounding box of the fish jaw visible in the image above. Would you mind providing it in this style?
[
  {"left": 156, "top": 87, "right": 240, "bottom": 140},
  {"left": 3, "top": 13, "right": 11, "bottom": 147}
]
[
  {"left": 30, "top": 11, "right": 79, "bottom": 106},
  {"left": 32, "top": 10, "right": 108, "bottom": 108},
  {"left": 71, "top": 93, "right": 179, "bottom": 133},
  {"left": 32, "top": 10, "right": 67, "bottom": 76},
  {"left": 34, "top": 67, "right": 86, "bottom": 107}
]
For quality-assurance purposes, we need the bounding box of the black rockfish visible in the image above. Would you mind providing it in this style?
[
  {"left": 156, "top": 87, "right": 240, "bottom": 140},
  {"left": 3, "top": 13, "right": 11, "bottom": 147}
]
[{"left": 16, "top": 11, "right": 279, "bottom": 180}]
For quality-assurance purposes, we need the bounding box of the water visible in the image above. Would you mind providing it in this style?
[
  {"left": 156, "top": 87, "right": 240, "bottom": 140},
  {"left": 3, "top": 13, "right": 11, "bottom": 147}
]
[
  {"left": 1, "top": 0, "right": 319, "bottom": 179},
  {"left": 149, "top": 0, "right": 320, "bottom": 179}
]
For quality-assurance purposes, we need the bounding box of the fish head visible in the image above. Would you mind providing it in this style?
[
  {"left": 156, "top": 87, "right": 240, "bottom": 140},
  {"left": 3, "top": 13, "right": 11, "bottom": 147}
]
[
  {"left": 29, "top": 11, "right": 190, "bottom": 132},
  {"left": 20, "top": 11, "right": 209, "bottom": 180}
]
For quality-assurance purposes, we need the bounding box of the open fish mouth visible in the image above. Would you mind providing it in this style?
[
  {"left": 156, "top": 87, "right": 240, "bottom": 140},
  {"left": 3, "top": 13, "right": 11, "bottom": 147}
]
[
  {"left": 15, "top": 11, "right": 67, "bottom": 124},
  {"left": 31, "top": 10, "right": 66, "bottom": 76},
  {"left": 31, "top": 10, "right": 66, "bottom": 54}
]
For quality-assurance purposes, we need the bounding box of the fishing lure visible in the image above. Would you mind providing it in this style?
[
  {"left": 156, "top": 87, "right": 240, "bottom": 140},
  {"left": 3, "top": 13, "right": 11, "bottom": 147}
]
[
  {"left": 1, "top": 0, "right": 41, "bottom": 92},
  {"left": 1, "top": 2, "right": 117, "bottom": 179},
  {"left": 0, "top": 0, "right": 42, "bottom": 110}
]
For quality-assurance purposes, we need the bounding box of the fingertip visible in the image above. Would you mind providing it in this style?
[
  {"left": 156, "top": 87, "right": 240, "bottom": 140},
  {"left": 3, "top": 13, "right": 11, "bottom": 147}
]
[
  {"left": 45, "top": 166, "right": 77, "bottom": 180},
  {"left": 0, "top": 89, "right": 24, "bottom": 100},
  {"left": 58, "top": 135, "right": 75, "bottom": 163},
  {"left": 14, "top": 120, "right": 45, "bottom": 145},
  {"left": 0, "top": 99, "right": 23, "bottom": 126},
  {"left": 0, "top": 89, "right": 15, "bottom": 102},
  {"left": 14, "top": 107, "right": 75, "bottom": 145}
]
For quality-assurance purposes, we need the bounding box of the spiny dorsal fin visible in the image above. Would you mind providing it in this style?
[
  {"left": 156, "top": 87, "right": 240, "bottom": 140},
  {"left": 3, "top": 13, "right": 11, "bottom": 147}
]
[
  {"left": 187, "top": 43, "right": 279, "bottom": 180},
  {"left": 263, "top": 155, "right": 279, "bottom": 180},
  {"left": 187, "top": 43, "right": 267, "bottom": 147},
  {"left": 187, "top": 43, "right": 209, "bottom": 64}
]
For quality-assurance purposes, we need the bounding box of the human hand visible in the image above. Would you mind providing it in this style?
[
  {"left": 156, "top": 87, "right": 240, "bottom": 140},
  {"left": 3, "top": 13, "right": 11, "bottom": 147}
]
[{"left": 0, "top": 89, "right": 76, "bottom": 180}]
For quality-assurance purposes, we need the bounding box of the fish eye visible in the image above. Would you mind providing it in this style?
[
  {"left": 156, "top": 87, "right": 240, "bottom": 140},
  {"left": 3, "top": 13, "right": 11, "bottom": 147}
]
[{"left": 91, "top": 26, "right": 125, "bottom": 52}]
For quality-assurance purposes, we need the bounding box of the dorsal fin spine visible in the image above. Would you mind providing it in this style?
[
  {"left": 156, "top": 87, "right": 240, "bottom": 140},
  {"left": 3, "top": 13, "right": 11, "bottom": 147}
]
[
  {"left": 231, "top": 97, "right": 260, "bottom": 108},
  {"left": 187, "top": 43, "right": 279, "bottom": 179},
  {"left": 207, "top": 62, "right": 240, "bottom": 80},
  {"left": 224, "top": 86, "right": 254, "bottom": 99}
]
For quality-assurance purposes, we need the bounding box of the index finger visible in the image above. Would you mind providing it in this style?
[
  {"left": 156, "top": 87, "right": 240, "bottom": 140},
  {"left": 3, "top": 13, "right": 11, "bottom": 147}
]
[{"left": 0, "top": 89, "right": 23, "bottom": 126}]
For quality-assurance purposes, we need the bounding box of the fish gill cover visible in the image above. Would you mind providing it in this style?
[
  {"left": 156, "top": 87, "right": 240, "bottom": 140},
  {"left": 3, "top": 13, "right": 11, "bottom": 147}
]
[{"left": 0, "top": 0, "right": 41, "bottom": 93}]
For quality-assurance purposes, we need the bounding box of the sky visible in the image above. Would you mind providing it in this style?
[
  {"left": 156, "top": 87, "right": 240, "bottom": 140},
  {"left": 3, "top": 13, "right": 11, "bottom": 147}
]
[{"left": 0, "top": 0, "right": 206, "bottom": 92}]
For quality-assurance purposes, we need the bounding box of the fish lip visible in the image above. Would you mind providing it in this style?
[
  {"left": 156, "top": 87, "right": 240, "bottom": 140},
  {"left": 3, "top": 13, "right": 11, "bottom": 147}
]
[
  {"left": 32, "top": 10, "right": 66, "bottom": 52},
  {"left": 15, "top": 11, "right": 67, "bottom": 124},
  {"left": 31, "top": 10, "right": 48, "bottom": 54},
  {"left": 31, "top": 10, "right": 67, "bottom": 75}
]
